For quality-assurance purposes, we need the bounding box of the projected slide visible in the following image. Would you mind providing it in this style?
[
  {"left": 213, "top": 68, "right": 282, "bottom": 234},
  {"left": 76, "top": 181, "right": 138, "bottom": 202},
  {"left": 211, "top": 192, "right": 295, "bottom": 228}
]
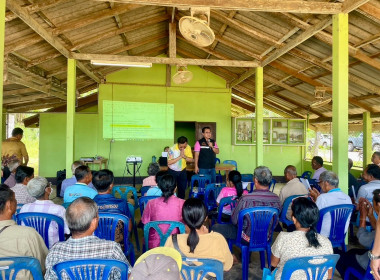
[{"left": 103, "top": 100, "right": 174, "bottom": 140}]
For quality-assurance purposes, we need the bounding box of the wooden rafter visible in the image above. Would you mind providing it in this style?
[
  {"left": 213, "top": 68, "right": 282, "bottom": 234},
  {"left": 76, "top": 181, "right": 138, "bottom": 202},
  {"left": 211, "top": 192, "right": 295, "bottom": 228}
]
[
  {"left": 99, "top": 0, "right": 342, "bottom": 14},
  {"left": 231, "top": 98, "right": 255, "bottom": 113}
]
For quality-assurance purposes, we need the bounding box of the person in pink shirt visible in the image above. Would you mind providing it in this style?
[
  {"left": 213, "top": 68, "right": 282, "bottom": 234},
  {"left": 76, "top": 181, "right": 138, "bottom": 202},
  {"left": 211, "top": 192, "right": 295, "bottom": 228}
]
[
  {"left": 142, "top": 162, "right": 160, "bottom": 187},
  {"left": 141, "top": 174, "right": 185, "bottom": 249},
  {"left": 216, "top": 170, "right": 248, "bottom": 218}
]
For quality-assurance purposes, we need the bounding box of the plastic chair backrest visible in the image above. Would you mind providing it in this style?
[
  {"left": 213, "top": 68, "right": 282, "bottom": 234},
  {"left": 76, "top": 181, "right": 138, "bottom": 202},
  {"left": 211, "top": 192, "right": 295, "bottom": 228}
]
[
  {"left": 301, "top": 171, "right": 312, "bottom": 179},
  {"left": 140, "top": 186, "right": 151, "bottom": 197},
  {"left": 241, "top": 174, "right": 253, "bottom": 182},
  {"left": 215, "top": 158, "right": 221, "bottom": 164},
  {"left": 281, "top": 254, "right": 340, "bottom": 280},
  {"left": 316, "top": 204, "right": 354, "bottom": 248},
  {"left": 53, "top": 259, "right": 129, "bottom": 280},
  {"left": 144, "top": 221, "right": 186, "bottom": 249},
  {"left": 236, "top": 207, "right": 279, "bottom": 248},
  {"left": 12, "top": 204, "right": 24, "bottom": 221},
  {"left": 279, "top": 195, "right": 304, "bottom": 226},
  {"left": 181, "top": 258, "right": 224, "bottom": 280},
  {"left": 217, "top": 196, "right": 237, "bottom": 224},
  {"left": 190, "top": 175, "right": 211, "bottom": 197},
  {"left": 222, "top": 160, "right": 237, "bottom": 170},
  {"left": 269, "top": 179, "right": 277, "bottom": 192},
  {"left": 16, "top": 212, "right": 65, "bottom": 249},
  {"left": 138, "top": 196, "right": 160, "bottom": 216},
  {"left": 204, "top": 183, "right": 226, "bottom": 212},
  {"left": 112, "top": 186, "right": 139, "bottom": 211},
  {"left": 0, "top": 257, "right": 43, "bottom": 280}
]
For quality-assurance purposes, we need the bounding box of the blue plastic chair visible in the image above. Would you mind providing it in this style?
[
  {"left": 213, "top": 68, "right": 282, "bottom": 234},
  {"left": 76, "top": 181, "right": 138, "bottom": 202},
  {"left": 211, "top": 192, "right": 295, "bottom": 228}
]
[
  {"left": 181, "top": 258, "right": 224, "bottom": 280},
  {"left": 138, "top": 196, "right": 160, "bottom": 216},
  {"left": 0, "top": 256, "right": 43, "bottom": 280},
  {"left": 316, "top": 204, "right": 355, "bottom": 251},
  {"left": 112, "top": 186, "right": 140, "bottom": 251},
  {"left": 300, "top": 171, "right": 312, "bottom": 179},
  {"left": 53, "top": 259, "right": 129, "bottom": 280},
  {"left": 223, "top": 160, "right": 237, "bottom": 171},
  {"left": 190, "top": 174, "right": 211, "bottom": 198},
  {"left": 216, "top": 196, "right": 238, "bottom": 225},
  {"left": 231, "top": 207, "right": 279, "bottom": 280},
  {"left": 269, "top": 179, "right": 277, "bottom": 192},
  {"left": 16, "top": 212, "right": 65, "bottom": 249},
  {"left": 215, "top": 158, "right": 221, "bottom": 164},
  {"left": 344, "top": 258, "right": 373, "bottom": 280},
  {"left": 204, "top": 183, "right": 226, "bottom": 212},
  {"left": 140, "top": 186, "right": 151, "bottom": 196},
  {"left": 12, "top": 203, "right": 24, "bottom": 221},
  {"left": 94, "top": 213, "right": 135, "bottom": 265},
  {"left": 279, "top": 195, "right": 304, "bottom": 228},
  {"left": 143, "top": 220, "right": 185, "bottom": 250},
  {"left": 262, "top": 254, "right": 340, "bottom": 280}
]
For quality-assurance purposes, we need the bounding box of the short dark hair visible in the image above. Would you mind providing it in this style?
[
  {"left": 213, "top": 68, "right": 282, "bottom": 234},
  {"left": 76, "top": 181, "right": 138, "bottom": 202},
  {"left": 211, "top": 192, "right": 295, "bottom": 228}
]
[
  {"left": 158, "top": 174, "right": 177, "bottom": 202},
  {"left": 12, "top": 128, "right": 23, "bottom": 137},
  {"left": 155, "top": 171, "right": 167, "bottom": 186},
  {"left": 177, "top": 136, "right": 188, "bottom": 144},
  {"left": 92, "top": 169, "right": 114, "bottom": 192},
  {"left": 312, "top": 156, "right": 323, "bottom": 166},
  {"left": 163, "top": 146, "right": 169, "bottom": 151},
  {"left": 15, "top": 166, "right": 34, "bottom": 183},
  {"left": 202, "top": 127, "right": 211, "bottom": 133},
  {"left": 366, "top": 164, "right": 380, "bottom": 180},
  {"left": 0, "top": 185, "right": 13, "bottom": 214},
  {"left": 373, "top": 189, "right": 380, "bottom": 204},
  {"left": 291, "top": 197, "right": 321, "bottom": 248},
  {"left": 75, "top": 165, "right": 91, "bottom": 181}
]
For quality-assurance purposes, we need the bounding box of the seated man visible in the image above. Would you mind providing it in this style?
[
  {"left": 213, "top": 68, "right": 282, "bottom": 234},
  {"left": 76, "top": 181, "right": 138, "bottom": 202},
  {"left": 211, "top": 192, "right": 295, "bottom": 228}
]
[
  {"left": 212, "top": 166, "right": 281, "bottom": 243},
  {"left": 311, "top": 156, "right": 327, "bottom": 182},
  {"left": 3, "top": 159, "right": 20, "bottom": 188},
  {"left": 356, "top": 164, "right": 380, "bottom": 203},
  {"left": 0, "top": 185, "right": 48, "bottom": 279},
  {"left": 45, "top": 197, "right": 132, "bottom": 280},
  {"left": 12, "top": 165, "right": 35, "bottom": 204},
  {"left": 310, "top": 171, "right": 352, "bottom": 237},
  {"left": 63, "top": 165, "right": 97, "bottom": 205},
  {"left": 20, "top": 177, "right": 70, "bottom": 248},
  {"left": 279, "top": 165, "right": 308, "bottom": 221},
  {"left": 372, "top": 152, "right": 380, "bottom": 167},
  {"left": 60, "top": 160, "right": 95, "bottom": 197}
]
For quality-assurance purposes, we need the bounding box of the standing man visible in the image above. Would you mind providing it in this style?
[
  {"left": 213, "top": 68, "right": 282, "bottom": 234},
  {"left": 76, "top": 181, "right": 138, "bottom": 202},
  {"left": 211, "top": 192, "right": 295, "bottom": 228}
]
[
  {"left": 194, "top": 127, "right": 219, "bottom": 183},
  {"left": 2, "top": 128, "right": 29, "bottom": 165},
  {"left": 167, "top": 136, "right": 194, "bottom": 199}
]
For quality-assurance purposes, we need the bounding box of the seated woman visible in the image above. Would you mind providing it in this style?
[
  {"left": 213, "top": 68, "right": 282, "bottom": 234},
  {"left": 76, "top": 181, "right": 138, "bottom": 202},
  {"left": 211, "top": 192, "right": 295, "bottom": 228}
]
[
  {"left": 216, "top": 170, "right": 248, "bottom": 218},
  {"left": 271, "top": 197, "right": 333, "bottom": 280},
  {"left": 142, "top": 162, "right": 160, "bottom": 187},
  {"left": 145, "top": 170, "right": 166, "bottom": 197},
  {"left": 335, "top": 189, "right": 380, "bottom": 278},
  {"left": 141, "top": 174, "right": 185, "bottom": 249},
  {"left": 165, "top": 198, "right": 233, "bottom": 271}
]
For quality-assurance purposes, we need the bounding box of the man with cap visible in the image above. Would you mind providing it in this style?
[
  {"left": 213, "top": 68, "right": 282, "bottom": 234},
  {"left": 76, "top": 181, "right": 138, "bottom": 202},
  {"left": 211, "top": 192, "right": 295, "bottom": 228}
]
[{"left": 20, "top": 176, "right": 70, "bottom": 248}]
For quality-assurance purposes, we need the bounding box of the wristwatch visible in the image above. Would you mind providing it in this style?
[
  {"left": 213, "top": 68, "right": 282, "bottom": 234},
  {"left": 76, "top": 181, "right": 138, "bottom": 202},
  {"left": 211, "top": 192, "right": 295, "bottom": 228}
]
[{"left": 368, "top": 251, "right": 380, "bottom": 260}]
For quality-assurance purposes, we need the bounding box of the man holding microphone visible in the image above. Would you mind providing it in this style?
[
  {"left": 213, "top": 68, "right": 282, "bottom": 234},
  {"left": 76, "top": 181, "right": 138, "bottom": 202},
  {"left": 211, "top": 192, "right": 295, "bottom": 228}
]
[{"left": 194, "top": 127, "right": 219, "bottom": 183}]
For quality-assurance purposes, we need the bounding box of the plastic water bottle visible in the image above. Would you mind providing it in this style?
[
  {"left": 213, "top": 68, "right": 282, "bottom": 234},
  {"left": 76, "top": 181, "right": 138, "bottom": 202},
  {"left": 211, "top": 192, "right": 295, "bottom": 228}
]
[{"left": 152, "top": 156, "right": 156, "bottom": 162}]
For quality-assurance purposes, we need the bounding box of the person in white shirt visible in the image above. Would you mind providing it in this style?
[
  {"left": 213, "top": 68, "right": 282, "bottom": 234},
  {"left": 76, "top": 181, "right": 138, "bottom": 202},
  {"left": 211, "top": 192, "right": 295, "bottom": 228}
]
[
  {"left": 311, "top": 156, "right": 327, "bottom": 183},
  {"left": 279, "top": 165, "right": 308, "bottom": 220},
  {"left": 309, "top": 171, "right": 352, "bottom": 237},
  {"left": 357, "top": 164, "right": 380, "bottom": 203}
]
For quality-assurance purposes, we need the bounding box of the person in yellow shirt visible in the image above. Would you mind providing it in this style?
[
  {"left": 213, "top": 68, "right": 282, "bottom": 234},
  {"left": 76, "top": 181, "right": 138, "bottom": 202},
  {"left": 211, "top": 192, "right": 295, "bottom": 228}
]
[
  {"left": 167, "top": 136, "right": 194, "bottom": 199},
  {"left": 2, "top": 128, "right": 29, "bottom": 165}
]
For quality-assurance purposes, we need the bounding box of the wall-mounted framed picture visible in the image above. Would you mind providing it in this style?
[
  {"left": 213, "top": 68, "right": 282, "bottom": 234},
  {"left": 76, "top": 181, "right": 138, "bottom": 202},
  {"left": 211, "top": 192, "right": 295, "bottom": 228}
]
[{"left": 234, "top": 118, "right": 254, "bottom": 145}]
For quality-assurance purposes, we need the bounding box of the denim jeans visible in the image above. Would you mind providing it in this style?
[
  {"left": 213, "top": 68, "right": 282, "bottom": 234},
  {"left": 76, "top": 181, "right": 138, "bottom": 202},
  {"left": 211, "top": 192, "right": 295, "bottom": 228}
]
[{"left": 199, "top": 168, "right": 216, "bottom": 183}]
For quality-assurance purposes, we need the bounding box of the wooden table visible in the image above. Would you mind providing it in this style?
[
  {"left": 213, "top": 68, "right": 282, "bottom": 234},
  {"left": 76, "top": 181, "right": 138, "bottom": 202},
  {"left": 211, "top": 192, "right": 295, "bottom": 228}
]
[{"left": 82, "top": 158, "right": 108, "bottom": 170}]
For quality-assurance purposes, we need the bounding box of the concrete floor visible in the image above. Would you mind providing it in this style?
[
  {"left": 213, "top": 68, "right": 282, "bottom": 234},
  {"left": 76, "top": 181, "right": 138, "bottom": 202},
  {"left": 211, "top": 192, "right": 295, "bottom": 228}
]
[{"left": 52, "top": 182, "right": 351, "bottom": 279}]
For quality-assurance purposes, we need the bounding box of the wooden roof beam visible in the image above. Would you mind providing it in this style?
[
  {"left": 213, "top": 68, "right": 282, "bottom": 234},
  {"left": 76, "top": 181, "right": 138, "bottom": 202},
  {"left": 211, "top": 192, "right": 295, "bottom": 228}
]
[
  {"left": 4, "top": 94, "right": 50, "bottom": 105},
  {"left": 310, "top": 112, "right": 380, "bottom": 124},
  {"left": 100, "top": 0, "right": 342, "bottom": 14},
  {"left": 342, "top": 0, "right": 371, "bottom": 13},
  {"left": 231, "top": 98, "right": 255, "bottom": 113},
  {"left": 6, "top": 1, "right": 102, "bottom": 84}
]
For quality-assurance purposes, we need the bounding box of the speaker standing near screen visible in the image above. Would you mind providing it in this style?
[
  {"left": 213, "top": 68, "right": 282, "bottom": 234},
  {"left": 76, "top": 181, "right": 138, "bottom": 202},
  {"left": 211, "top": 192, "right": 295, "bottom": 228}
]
[
  {"left": 194, "top": 127, "right": 219, "bottom": 183},
  {"left": 167, "top": 136, "right": 194, "bottom": 199}
]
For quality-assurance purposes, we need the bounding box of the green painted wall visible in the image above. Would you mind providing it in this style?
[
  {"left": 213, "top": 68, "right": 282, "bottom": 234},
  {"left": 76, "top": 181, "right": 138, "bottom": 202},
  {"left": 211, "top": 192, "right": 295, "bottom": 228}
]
[
  {"left": 39, "top": 64, "right": 304, "bottom": 177},
  {"left": 175, "top": 122, "right": 196, "bottom": 147}
]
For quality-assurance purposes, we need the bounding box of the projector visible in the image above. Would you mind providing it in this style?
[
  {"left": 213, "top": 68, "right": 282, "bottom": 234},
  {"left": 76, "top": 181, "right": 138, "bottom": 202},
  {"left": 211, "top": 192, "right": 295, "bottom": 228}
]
[{"left": 126, "top": 156, "right": 142, "bottom": 163}]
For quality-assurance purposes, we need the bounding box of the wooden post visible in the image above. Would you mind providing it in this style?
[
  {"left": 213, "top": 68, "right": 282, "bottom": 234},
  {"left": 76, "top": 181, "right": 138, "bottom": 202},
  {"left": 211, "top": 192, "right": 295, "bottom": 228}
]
[
  {"left": 363, "top": 111, "right": 372, "bottom": 167},
  {"left": 66, "top": 59, "right": 76, "bottom": 178},
  {"left": 0, "top": 1, "right": 5, "bottom": 154},
  {"left": 332, "top": 13, "right": 349, "bottom": 194},
  {"left": 256, "top": 67, "right": 263, "bottom": 166}
]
